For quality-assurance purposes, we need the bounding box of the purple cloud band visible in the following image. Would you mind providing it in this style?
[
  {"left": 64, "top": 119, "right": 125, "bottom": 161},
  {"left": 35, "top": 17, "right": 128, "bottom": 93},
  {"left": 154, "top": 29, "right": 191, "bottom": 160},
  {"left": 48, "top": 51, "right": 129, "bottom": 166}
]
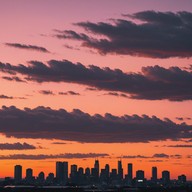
[
  {"left": 0, "top": 106, "right": 191, "bottom": 143},
  {"left": 0, "top": 60, "right": 192, "bottom": 101}
]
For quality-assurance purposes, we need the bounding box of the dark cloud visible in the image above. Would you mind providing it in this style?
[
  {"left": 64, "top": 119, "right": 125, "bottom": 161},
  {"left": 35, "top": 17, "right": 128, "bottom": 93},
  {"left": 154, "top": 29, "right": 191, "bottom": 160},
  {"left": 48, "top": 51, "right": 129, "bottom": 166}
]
[
  {"left": 63, "top": 44, "right": 80, "bottom": 51},
  {"left": 176, "top": 117, "right": 184, "bottom": 121},
  {"left": 165, "top": 144, "right": 192, "bottom": 148},
  {"left": 0, "top": 106, "right": 191, "bottom": 143},
  {"left": 39, "top": 90, "right": 54, "bottom": 95},
  {"left": 5, "top": 43, "right": 50, "bottom": 53},
  {"left": 0, "top": 95, "right": 13, "bottom": 99},
  {"left": 55, "top": 11, "right": 192, "bottom": 58},
  {"left": 0, "top": 142, "right": 36, "bottom": 150},
  {"left": 122, "top": 153, "right": 182, "bottom": 159},
  {"left": 17, "top": 97, "right": 27, "bottom": 99},
  {"left": 152, "top": 153, "right": 169, "bottom": 158},
  {"left": 2, "top": 76, "right": 26, "bottom": 83},
  {"left": 148, "top": 160, "right": 164, "bottom": 162},
  {"left": 59, "top": 91, "right": 80, "bottom": 96},
  {"left": 85, "top": 87, "right": 98, "bottom": 91},
  {"left": 51, "top": 142, "right": 69, "bottom": 145},
  {"left": 104, "top": 92, "right": 128, "bottom": 98},
  {"left": 176, "top": 117, "right": 191, "bottom": 121},
  {"left": 170, "top": 154, "right": 182, "bottom": 159},
  {"left": 0, "top": 60, "right": 192, "bottom": 101},
  {"left": 0, "top": 95, "right": 26, "bottom": 100},
  {"left": 122, "top": 155, "right": 149, "bottom": 159},
  {"left": 0, "top": 153, "right": 109, "bottom": 160}
]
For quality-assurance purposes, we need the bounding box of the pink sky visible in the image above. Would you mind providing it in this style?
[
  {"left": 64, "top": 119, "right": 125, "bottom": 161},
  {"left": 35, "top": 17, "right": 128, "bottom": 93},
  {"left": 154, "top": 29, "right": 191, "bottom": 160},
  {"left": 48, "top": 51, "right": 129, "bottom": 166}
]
[{"left": 0, "top": 0, "right": 192, "bottom": 180}]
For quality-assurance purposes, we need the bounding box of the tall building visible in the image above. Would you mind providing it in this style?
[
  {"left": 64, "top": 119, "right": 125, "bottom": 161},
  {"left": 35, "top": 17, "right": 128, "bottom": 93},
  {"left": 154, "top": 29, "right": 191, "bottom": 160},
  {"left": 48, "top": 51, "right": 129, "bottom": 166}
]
[
  {"left": 162, "top": 170, "right": 170, "bottom": 185},
  {"left": 128, "top": 163, "right": 133, "bottom": 180},
  {"left": 14, "top": 165, "right": 22, "bottom": 183},
  {"left": 26, "top": 168, "right": 33, "bottom": 184},
  {"left": 78, "top": 167, "right": 84, "bottom": 185},
  {"left": 70, "top": 164, "right": 78, "bottom": 184},
  {"left": 63, "top": 161, "right": 68, "bottom": 183},
  {"left": 136, "top": 170, "right": 146, "bottom": 187},
  {"left": 94, "top": 159, "right": 99, "bottom": 179},
  {"left": 91, "top": 168, "right": 97, "bottom": 178},
  {"left": 85, "top": 167, "right": 90, "bottom": 177},
  {"left": 46, "top": 173, "right": 54, "bottom": 184},
  {"left": 136, "top": 170, "right": 145, "bottom": 180},
  {"left": 71, "top": 164, "right": 78, "bottom": 174},
  {"left": 151, "top": 166, "right": 157, "bottom": 182},
  {"left": 56, "top": 162, "right": 63, "bottom": 184},
  {"left": 85, "top": 167, "right": 91, "bottom": 184},
  {"left": 78, "top": 167, "right": 84, "bottom": 176},
  {"left": 118, "top": 160, "right": 123, "bottom": 180},
  {"left": 178, "top": 174, "right": 187, "bottom": 183},
  {"left": 38, "top": 172, "right": 45, "bottom": 184},
  {"left": 56, "top": 161, "right": 68, "bottom": 184},
  {"left": 110, "top": 169, "right": 117, "bottom": 181},
  {"left": 105, "top": 164, "right": 110, "bottom": 178},
  {"left": 26, "top": 168, "right": 33, "bottom": 179}
]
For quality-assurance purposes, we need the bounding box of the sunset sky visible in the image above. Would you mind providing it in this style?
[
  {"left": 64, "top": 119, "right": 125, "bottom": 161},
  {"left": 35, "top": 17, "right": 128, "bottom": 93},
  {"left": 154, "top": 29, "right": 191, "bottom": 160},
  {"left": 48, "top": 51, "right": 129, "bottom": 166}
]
[{"left": 0, "top": 0, "right": 192, "bottom": 180}]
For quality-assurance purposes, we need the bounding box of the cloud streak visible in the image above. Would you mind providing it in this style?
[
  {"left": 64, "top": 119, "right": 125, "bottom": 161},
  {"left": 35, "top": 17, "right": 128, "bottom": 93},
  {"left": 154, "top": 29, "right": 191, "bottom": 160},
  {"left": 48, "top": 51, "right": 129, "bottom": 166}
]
[
  {"left": 0, "top": 95, "right": 26, "bottom": 100},
  {"left": 103, "top": 92, "right": 128, "bottom": 98},
  {"left": 0, "top": 106, "right": 191, "bottom": 143},
  {"left": 0, "top": 142, "right": 36, "bottom": 150},
  {"left": 165, "top": 144, "right": 192, "bottom": 148},
  {"left": 0, "top": 60, "right": 192, "bottom": 101},
  {"left": 0, "top": 153, "right": 109, "bottom": 160},
  {"left": 59, "top": 91, "right": 80, "bottom": 96},
  {"left": 5, "top": 43, "right": 50, "bottom": 53},
  {"left": 39, "top": 90, "right": 54, "bottom": 95},
  {"left": 122, "top": 153, "right": 182, "bottom": 159},
  {"left": 55, "top": 11, "right": 192, "bottom": 58},
  {"left": 2, "top": 76, "right": 26, "bottom": 83}
]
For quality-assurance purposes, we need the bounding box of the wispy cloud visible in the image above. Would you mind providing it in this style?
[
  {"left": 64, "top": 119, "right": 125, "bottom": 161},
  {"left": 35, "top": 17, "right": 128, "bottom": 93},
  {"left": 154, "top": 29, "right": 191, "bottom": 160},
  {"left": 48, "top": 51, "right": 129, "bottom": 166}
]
[
  {"left": 5, "top": 43, "right": 50, "bottom": 53},
  {"left": 0, "top": 153, "right": 109, "bottom": 160},
  {"left": 176, "top": 117, "right": 191, "bottom": 121},
  {"left": 59, "top": 91, "right": 80, "bottom": 96},
  {"left": 51, "top": 142, "right": 70, "bottom": 145},
  {"left": 2, "top": 76, "right": 26, "bottom": 83},
  {"left": 0, "top": 142, "right": 36, "bottom": 150},
  {"left": 122, "top": 153, "right": 182, "bottom": 159},
  {"left": 103, "top": 92, "right": 128, "bottom": 98},
  {"left": 165, "top": 144, "right": 192, "bottom": 148},
  {"left": 0, "top": 95, "right": 26, "bottom": 100},
  {"left": 39, "top": 90, "right": 55, "bottom": 95}
]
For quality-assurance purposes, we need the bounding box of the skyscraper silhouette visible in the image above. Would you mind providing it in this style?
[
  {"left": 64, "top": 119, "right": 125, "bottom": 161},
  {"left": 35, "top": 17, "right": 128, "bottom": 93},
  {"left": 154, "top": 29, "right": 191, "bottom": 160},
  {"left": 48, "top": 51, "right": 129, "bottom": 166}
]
[
  {"left": 128, "top": 163, "right": 133, "bottom": 180},
  {"left": 56, "top": 161, "right": 68, "bottom": 185},
  {"left": 136, "top": 170, "right": 145, "bottom": 180},
  {"left": 70, "top": 164, "right": 78, "bottom": 184},
  {"left": 162, "top": 170, "right": 170, "bottom": 185},
  {"left": 151, "top": 166, "right": 157, "bottom": 182},
  {"left": 94, "top": 159, "right": 99, "bottom": 179},
  {"left": 105, "top": 164, "right": 110, "bottom": 179},
  {"left": 38, "top": 172, "right": 45, "bottom": 184},
  {"left": 26, "top": 168, "right": 33, "bottom": 184},
  {"left": 118, "top": 160, "right": 123, "bottom": 181},
  {"left": 63, "top": 161, "right": 68, "bottom": 184},
  {"left": 14, "top": 165, "right": 22, "bottom": 184}
]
